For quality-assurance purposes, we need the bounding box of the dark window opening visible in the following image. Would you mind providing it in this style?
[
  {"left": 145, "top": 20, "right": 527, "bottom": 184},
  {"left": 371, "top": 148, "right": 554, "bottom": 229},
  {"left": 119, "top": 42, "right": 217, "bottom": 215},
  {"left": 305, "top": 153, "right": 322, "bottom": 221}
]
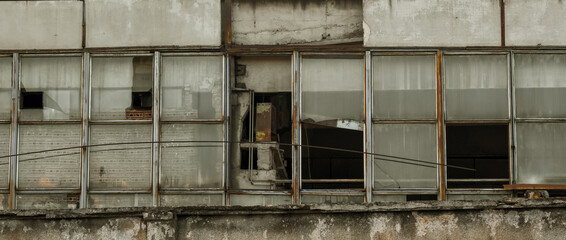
[
  {"left": 407, "top": 194, "right": 438, "bottom": 201},
  {"left": 131, "top": 91, "right": 152, "bottom": 110},
  {"left": 126, "top": 56, "right": 153, "bottom": 120},
  {"left": 301, "top": 126, "right": 364, "bottom": 189},
  {"left": 447, "top": 125, "right": 509, "bottom": 188},
  {"left": 240, "top": 148, "right": 258, "bottom": 170},
  {"left": 21, "top": 91, "right": 43, "bottom": 109}
]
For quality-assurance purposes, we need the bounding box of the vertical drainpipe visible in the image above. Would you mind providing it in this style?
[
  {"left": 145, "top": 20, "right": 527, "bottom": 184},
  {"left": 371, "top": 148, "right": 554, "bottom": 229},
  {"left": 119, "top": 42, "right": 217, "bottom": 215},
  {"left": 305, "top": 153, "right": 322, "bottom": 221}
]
[
  {"left": 436, "top": 50, "right": 446, "bottom": 201},
  {"left": 291, "top": 51, "right": 300, "bottom": 204},
  {"left": 152, "top": 51, "right": 161, "bottom": 207},
  {"left": 9, "top": 53, "right": 19, "bottom": 210},
  {"left": 364, "top": 51, "right": 372, "bottom": 203},
  {"left": 223, "top": 54, "right": 230, "bottom": 206},
  {"left": 80, "top": 52, "right": 90, "bottom": 208}
]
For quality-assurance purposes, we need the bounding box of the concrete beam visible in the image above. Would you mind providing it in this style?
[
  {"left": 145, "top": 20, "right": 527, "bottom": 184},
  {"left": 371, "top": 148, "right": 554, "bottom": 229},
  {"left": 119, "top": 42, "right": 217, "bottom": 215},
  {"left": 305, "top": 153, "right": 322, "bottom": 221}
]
[
  {"left": 85, "top": 0, "right": 221, "bottom": 48},
  {"left": 506, "top": 0, "right": 566, "bottom": 46},
  {"left": 0, "top": 1, "right": 83, "bottom": 50},
  {"left": 363, "top": 0, "right": 501, "bottom": 47}
]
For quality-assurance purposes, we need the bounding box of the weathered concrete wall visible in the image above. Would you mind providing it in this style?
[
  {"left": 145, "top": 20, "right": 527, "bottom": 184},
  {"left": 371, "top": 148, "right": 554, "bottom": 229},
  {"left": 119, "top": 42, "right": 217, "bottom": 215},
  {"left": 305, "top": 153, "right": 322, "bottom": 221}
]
[
  {"left": 506, "top": 0, "right": 566, "bottom": 46},
  {"left": 1, "top": 199, "right": 566, "bottom": 239},
  {"left": 363, "top": 0, "right": 501, "bottom": 47},
  {"left": 85, "top": 0, "right": 221, "bottom": 48},
  {"left": 232, "top": 0, "right": 363, "bottom": 45},
  {"left": 0, "top": 1, "right": 83, "bottom": 50}
]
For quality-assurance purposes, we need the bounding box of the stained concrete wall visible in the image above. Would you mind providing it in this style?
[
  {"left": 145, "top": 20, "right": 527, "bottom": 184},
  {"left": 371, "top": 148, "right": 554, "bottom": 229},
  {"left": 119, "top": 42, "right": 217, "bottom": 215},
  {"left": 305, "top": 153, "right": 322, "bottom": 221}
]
[
  {"left": 363, "top": 0, "right": 501, "bottom": 47},
  {"left": 0, "top": 199, "right": 566, "bottom": 239},
  {"left": 506, "top": 0, "right": 566, "bottom": 46},
  {"left": 85, "top": 0, "right": 221, "bottom": 48},
  {"left": 232, "top": 0, "right": 363, "bottom": 45},
  {"left": 0, "top": 1, "right": 83, "bottom": 50}
]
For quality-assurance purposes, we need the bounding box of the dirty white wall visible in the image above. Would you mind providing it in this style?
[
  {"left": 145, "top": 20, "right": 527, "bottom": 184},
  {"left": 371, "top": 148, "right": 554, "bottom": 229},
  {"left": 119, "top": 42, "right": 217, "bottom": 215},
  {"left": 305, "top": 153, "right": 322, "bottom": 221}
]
[
  {"left": 232, "top": 0, "right": 363, "bottom": 45},
  {"left": 0, "top": 1, "right": 83, "bottom": 50},
  {"left": 85, "top": 0, "right": 221, "bottom": 48},
  {"left": 506, "top": 0, "right": 566, "bottom": 46},
  {"left": 363, "top": 0, "right": 501, "bottom": 47}
]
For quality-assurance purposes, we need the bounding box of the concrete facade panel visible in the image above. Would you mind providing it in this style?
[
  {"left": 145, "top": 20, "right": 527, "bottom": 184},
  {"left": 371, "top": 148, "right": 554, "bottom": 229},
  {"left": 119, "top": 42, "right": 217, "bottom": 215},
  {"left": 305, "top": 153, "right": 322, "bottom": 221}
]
[
  {"left": 363, "top": 0, "right": 501, "bottom": 47},
  {"left": 506, "top": 0, "right": 566, "bottom": 46},
  {"left": 85, "top": 0, "right": 221, "bottom": 48},
  {"left": 232, "top": 0, "right": 363, "bottom": 45},
  {"left": 0, "top": 1, "right": 83, "bottom": 50}
]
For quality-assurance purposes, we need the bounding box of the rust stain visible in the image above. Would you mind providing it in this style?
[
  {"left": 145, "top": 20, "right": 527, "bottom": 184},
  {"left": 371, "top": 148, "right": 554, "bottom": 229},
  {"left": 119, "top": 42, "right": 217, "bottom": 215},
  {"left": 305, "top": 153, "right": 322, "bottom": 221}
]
[{"left": 436, "top": 50, "right": 446, "bottom": 201}]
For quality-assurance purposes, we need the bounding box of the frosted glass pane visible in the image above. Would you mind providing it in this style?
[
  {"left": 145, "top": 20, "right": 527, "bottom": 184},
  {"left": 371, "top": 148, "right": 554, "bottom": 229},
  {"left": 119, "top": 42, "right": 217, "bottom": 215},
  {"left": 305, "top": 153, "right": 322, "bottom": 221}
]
[
  {"left": 89, "top": 194, "right": 152, "bottom": 208},
  {"left": 0, "top": 58, "right": 11, "bottom": 120},
  {"left": 91, "top": 57, "right": 153, "bottom": 120},
  {"left": 301, "top": 195, "right": 364, "bottom": 204},
  {"left": 515, "top": 54, "right": 566, "bottom": 118},
  {"left": 161, "top": 124, "right": 223, "bottom": 189},
  {"left": 372, "top": 55, "right": 436, "bottom": 120},
  {"left": 301, "top": 57, "right": 364, "bottom": 122},
  {"left": 162, "top": 56, "right": 223, "bottom": 120},
  {"left": 230, "top": 194, "right": 292, "bottom": 206},
  {"left": 89, "top": 124, "right": 152, "bottom": 189},
  {"left": 159, "top": 194, "right": 223, "bottom": 207},
  {"left": 18, "top": 124, "right": 81, "bottom": 189},
  {"left": 17, "top": 194, "right": 78, "bottom": 210},
  {"left": 373, "top": 124, "right": 437, "bottom": 188},
  {"left": 517, "top": 123, "right": 566, "bottom": 184},
  {"left": 20, "top": 57, "right": 81, "bottom": 121},
  {"left": 0, "top": 125, "right": 9, "bottom": 189},
  {"left": 445, "top": 55, "right": 508, "bottom": 120}
]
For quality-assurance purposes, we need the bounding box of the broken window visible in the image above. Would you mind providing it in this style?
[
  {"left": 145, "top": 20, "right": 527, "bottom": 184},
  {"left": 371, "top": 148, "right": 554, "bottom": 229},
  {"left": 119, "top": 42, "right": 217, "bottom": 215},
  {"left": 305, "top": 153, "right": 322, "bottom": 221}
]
[
  {"left": 230, "top": 56, "right": 293, "bottom": 193},
  {"left": 444, "top": 55, "right": 508, "bottom": 120},
  {"left": 446, "top": 125, "right": 509, "bottom": 188},
  {"left": 301, "top": 55, "right": 364, "bottom": 189},
  {"left": 91, "top": 56, "right": 153, "bottom": 120},
  {"left": 20, "top": 56, "right": 81, "bottom": 121}
]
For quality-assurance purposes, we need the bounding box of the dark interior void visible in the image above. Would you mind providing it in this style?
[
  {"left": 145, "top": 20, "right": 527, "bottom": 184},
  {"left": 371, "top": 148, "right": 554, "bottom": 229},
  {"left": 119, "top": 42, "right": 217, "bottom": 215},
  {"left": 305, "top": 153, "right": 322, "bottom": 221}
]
[
  {"left": 21, "top": 91, "right": 43, "bottom": 109},
  {"left": 240, "top": 148, "right": 258, "bottom": 170},
  {"left": 130, "top": 56, "right": 153, "bottom": 110},
  {"left": 446, "top": 125, "right": 509, "bottom": 188},
  {"left": 406, "top": 194, "right": 437, "bottom": 201},
  {"left": 301, "top": 126, "right": 363, "bottom": 189}
]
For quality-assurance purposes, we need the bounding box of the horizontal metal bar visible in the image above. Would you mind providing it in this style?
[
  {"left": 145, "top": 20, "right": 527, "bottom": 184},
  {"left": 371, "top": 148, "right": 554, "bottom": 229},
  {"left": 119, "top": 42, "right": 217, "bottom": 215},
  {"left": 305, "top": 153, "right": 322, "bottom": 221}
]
[
  {"left": 300, "top": 52, "right": 365, "bottom": 56},
  {"left": 18, "top": 121, "right": 82, "bottom": 125},
  {"left": 231, "top": 52, "right": 293, "bottom": 56},
  {"left": 302, "top": 179, "right": 364, "bottom": 183},
  {"left": 447, "top": 189, "right": 513, "bottom": 195},
  {"left": 90, "top": 53, "right": 154, "bottom": 57},
  {"left": 88, "top": 190, "right": 152, "bottom": 194},
  {"left": 86, "top": 46, "right": 222, "bottom": 52},
  {"left": 161, "top": 52, "right": 225, "bottom": 57},
  {"left": 300, "top": 189, "right": 365, "bottom": 195},
  {"left": 89, "top": 120, "right": 153, "bottom": 124},
  {"left": 21, "top": 53, "right": 82, "bottom": 57},
  {"left": 0, "top": 54, "right": 12, "bottom": 58},
  {"left": 445, "top": 120, "right": 509, "bottom": 124},
  {"left": 371, "top": 52, "right": 436, "bottom": 56},
  {"left": 228, "top": 190, "right": 292, "bottom": 195},
  {"left": 16, "top": 190, "right": 80, "bottom": 194},
  {"left": 0, "top": 121, "right": 10, "bottom": 124},
  {"left": 158, "top": 188, "right": 224, "bottom": 192},
  {"left": 159, "top": 191, "right": 224, "bottom": 195},
  {"left": 448, "top": 178, "right": 510, "bottom": 182},
  {"left": 372, "top": 120, "right": 436, "bottom": 124},
  {"left": 372, "top": 190, "right": 439, "bottom": 195},
  {"left": 515, "top": 118, "right": 566, "bottom": 123},
  {"left": 511, "top": 50, "right": 566, "bottom": 54},
  {"left": 443, "top": 51, "right": 510, "bottom": 55},
  {"left": 159, "top": 120, "right": 224, "bottom": 124}
]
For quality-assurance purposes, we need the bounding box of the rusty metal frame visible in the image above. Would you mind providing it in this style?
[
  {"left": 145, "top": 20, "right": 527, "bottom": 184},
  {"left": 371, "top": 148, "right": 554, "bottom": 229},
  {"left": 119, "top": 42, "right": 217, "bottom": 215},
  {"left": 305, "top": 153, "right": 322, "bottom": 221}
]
[
  {"left": 80, "top": 52, "right": 90, "bottom": 208},
  {"left": 364, "top": 51, "right": 372, "bottom": 203},
  {"left": 151, "top": 51, "right": 161, "bottom": 207},
  {"left": 223, "top": 54, "right": 229, "bottom": 206},
  {"left": 9, "top": 53, "right": 18, "bottom": 209},
  {"left": 291, "top": 51, "right": 300, "bottom": 204}
]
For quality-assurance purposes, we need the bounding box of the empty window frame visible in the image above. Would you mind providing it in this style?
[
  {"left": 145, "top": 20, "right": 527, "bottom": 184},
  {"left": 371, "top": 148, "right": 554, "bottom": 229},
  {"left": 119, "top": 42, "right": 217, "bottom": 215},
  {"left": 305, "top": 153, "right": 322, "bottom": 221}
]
[
  {"left": 515, "top": 53, "right": 566, "bottom": 185},
  {"left": 444, "top": 53, "right": 511, "bottom": 189},
  {"left": 300, "top": 54, "right": 364, "bottom": 190}
]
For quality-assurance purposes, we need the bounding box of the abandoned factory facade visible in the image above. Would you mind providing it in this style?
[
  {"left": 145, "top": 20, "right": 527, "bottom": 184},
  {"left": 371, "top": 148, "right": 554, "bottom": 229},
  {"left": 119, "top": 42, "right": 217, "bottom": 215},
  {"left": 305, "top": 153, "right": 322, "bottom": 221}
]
[{"left": 0, "top": 0, "right": 564, "bottom": 210}]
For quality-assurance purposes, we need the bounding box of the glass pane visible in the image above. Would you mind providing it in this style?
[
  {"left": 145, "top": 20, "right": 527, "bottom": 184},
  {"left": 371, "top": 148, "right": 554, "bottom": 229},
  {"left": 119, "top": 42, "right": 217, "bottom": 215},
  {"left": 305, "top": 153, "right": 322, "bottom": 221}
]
[
  {"left": 91, "top": 56, "right": 153, "bottom": 120},
  {"left": 301, "top": 56, "right": 364, "bottom": 122},
  {"left": 515, "top": 54, "right": 566, "bottom": 118},
  {"left": 89, "top": 124, "right": 152, "bottom": 189},
  {"left": 18, "top": 124, "right": 81, "bottom": 189},
  {"left": 300, "top": 195, "right": 364, "bottom": 204},
  {"left": 372, "top": 55, "right": 436, "bottom": 120},
  {"left": 89, "top": 194, "right": 152, "bottom": 208},
  {"left": 445, "top": 55, "right": 508, "bottom": 120},
  {"left": 373, "top": 124, "right": 437, "bottom": 188},
  {"left": 0, "top": 194, "right": 8, "bottom": 210},
  {"left": 162, "top": 56, "right": 223, "bottom": 120},
  {"left": 161, "top": 124, "right": 223, "bottom": 189},
  {"left": 230, "top": 194, "right": 292, "bottom": 206},
  {"left": 517, "top": 123, "right": 566, "bottom": 184},
  {"left": 20, "top": 57, "right": 81, "bottom": 121},
  {"left": 17, "top": 194, "right": 78, "bottom": 210},
  {"left": 0, "top": 125, "right": 9, "bottom": 189},
  {"left": 0, "top": 57, "right": 11, "bottom": 120},
  {"left": 159, "top": 194, "right": 223, "bottom": 207}
]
